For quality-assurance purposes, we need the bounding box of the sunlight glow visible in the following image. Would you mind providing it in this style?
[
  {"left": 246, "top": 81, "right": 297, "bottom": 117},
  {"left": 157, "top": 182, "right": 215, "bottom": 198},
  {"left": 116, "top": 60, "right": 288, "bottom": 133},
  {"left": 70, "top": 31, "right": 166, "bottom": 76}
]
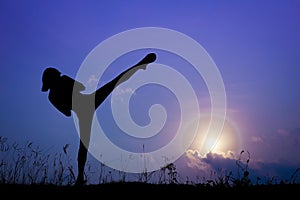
[{"left": 189, "top": 115, "right": 242, "bottom": 157}]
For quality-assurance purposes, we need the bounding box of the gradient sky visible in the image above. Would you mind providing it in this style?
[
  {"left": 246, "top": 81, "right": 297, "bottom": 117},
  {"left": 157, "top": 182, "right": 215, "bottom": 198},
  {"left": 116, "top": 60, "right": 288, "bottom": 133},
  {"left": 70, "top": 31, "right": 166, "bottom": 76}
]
[{"left": 1, "top": 0, "right": 300, "bottom": 184}]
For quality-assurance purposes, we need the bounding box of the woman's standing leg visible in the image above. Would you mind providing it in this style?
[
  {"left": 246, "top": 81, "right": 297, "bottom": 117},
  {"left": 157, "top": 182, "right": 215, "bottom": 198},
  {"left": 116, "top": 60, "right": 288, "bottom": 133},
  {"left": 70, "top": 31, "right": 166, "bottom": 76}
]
[{"left": 73, "top": 94, "right": 95, "bottom": 185}]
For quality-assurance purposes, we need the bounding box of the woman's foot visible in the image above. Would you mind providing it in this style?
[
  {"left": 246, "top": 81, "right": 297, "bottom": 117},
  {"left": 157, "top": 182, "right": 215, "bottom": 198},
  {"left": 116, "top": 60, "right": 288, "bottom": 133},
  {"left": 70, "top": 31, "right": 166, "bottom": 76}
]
[
  {"left": 136, "top": 53, "right": 157, "bottom": 69},
  {"left": 74, "top": 177, "right": 87, "bottom": 186}
]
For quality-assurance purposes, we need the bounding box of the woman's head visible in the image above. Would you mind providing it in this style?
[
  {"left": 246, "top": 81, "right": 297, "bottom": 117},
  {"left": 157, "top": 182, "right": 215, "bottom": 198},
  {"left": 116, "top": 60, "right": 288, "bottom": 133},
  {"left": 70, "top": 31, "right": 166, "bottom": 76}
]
[{"left": 41, "top": 67, "right": 61, "bottom": 92}]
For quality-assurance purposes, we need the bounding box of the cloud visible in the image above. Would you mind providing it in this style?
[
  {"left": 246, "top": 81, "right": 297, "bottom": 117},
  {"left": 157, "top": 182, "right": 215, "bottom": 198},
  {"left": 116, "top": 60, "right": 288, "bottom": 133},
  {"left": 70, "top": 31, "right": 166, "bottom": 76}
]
[
  {"left": 113, "top": 87, "right": 135, "bottom": 96},
  {"left": 111, "top": 87, "right": 136, "bottom": 103},
  {"left": 271, "top": 129, "right": 300, "bottom": 162},
  {"left": 174, "top": 150, "right": 212, "bottom": 183},
  {"left": 277, "top": 128, "right": 290, "bottom": 136},
  {"left": 185, "top": 149, "right": 210, "bottom": 171},
  {"left": 246, "top": 127, "right": 300, "bottom": 165},
  {"left": 174, "top": 150, "right": 239, "bottom": 183},
  {"left": 174, "top": 150, "right": 300, "bottom": 184},
  {"left": 87, "top": 74, "right": 98, "bottom": 88},
  {"left": 251, "top": 136, "right": 263, "bottom": 143},
  {"left": 249, "top": 161, "right": 300, "bottom": 184}
]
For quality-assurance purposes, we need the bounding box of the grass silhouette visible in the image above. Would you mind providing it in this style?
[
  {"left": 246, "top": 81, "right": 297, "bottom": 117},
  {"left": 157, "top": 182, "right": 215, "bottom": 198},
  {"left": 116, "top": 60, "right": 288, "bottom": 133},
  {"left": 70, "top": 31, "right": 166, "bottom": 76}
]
[
  {"left": 0, "top": 136, "right": 299, "bottom": 194},
  {"left": 0, "top": 136, "right": 75, "bottom": 185}
]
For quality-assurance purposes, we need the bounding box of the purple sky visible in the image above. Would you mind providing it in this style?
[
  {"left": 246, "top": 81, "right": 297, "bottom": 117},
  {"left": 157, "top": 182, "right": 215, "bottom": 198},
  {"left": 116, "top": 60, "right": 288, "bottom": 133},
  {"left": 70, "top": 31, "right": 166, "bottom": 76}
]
[{"left": 1, "top": 0, "right": 300, "bottom": 184}]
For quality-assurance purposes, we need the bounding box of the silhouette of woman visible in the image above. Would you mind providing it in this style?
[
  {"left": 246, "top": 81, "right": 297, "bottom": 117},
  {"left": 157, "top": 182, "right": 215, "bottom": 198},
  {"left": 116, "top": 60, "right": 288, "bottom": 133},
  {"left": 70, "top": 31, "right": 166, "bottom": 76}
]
[{"left": 41, "top": 53, "right": 156, "bottom": 185}]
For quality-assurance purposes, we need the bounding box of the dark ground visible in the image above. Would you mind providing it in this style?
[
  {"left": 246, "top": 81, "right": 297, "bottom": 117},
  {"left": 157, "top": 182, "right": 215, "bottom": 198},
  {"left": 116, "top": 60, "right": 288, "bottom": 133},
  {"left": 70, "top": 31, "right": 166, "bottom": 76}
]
[{"left": 1, "top": 182, "right": 299, "bottom": 196}]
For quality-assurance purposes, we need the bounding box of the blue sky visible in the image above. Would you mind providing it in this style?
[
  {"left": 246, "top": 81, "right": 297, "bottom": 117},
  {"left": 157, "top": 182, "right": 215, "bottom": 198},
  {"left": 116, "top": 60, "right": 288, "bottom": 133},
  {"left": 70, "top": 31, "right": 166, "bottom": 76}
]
[{"left": 1, "top": 0, "right": 300, "bottom": 184}]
